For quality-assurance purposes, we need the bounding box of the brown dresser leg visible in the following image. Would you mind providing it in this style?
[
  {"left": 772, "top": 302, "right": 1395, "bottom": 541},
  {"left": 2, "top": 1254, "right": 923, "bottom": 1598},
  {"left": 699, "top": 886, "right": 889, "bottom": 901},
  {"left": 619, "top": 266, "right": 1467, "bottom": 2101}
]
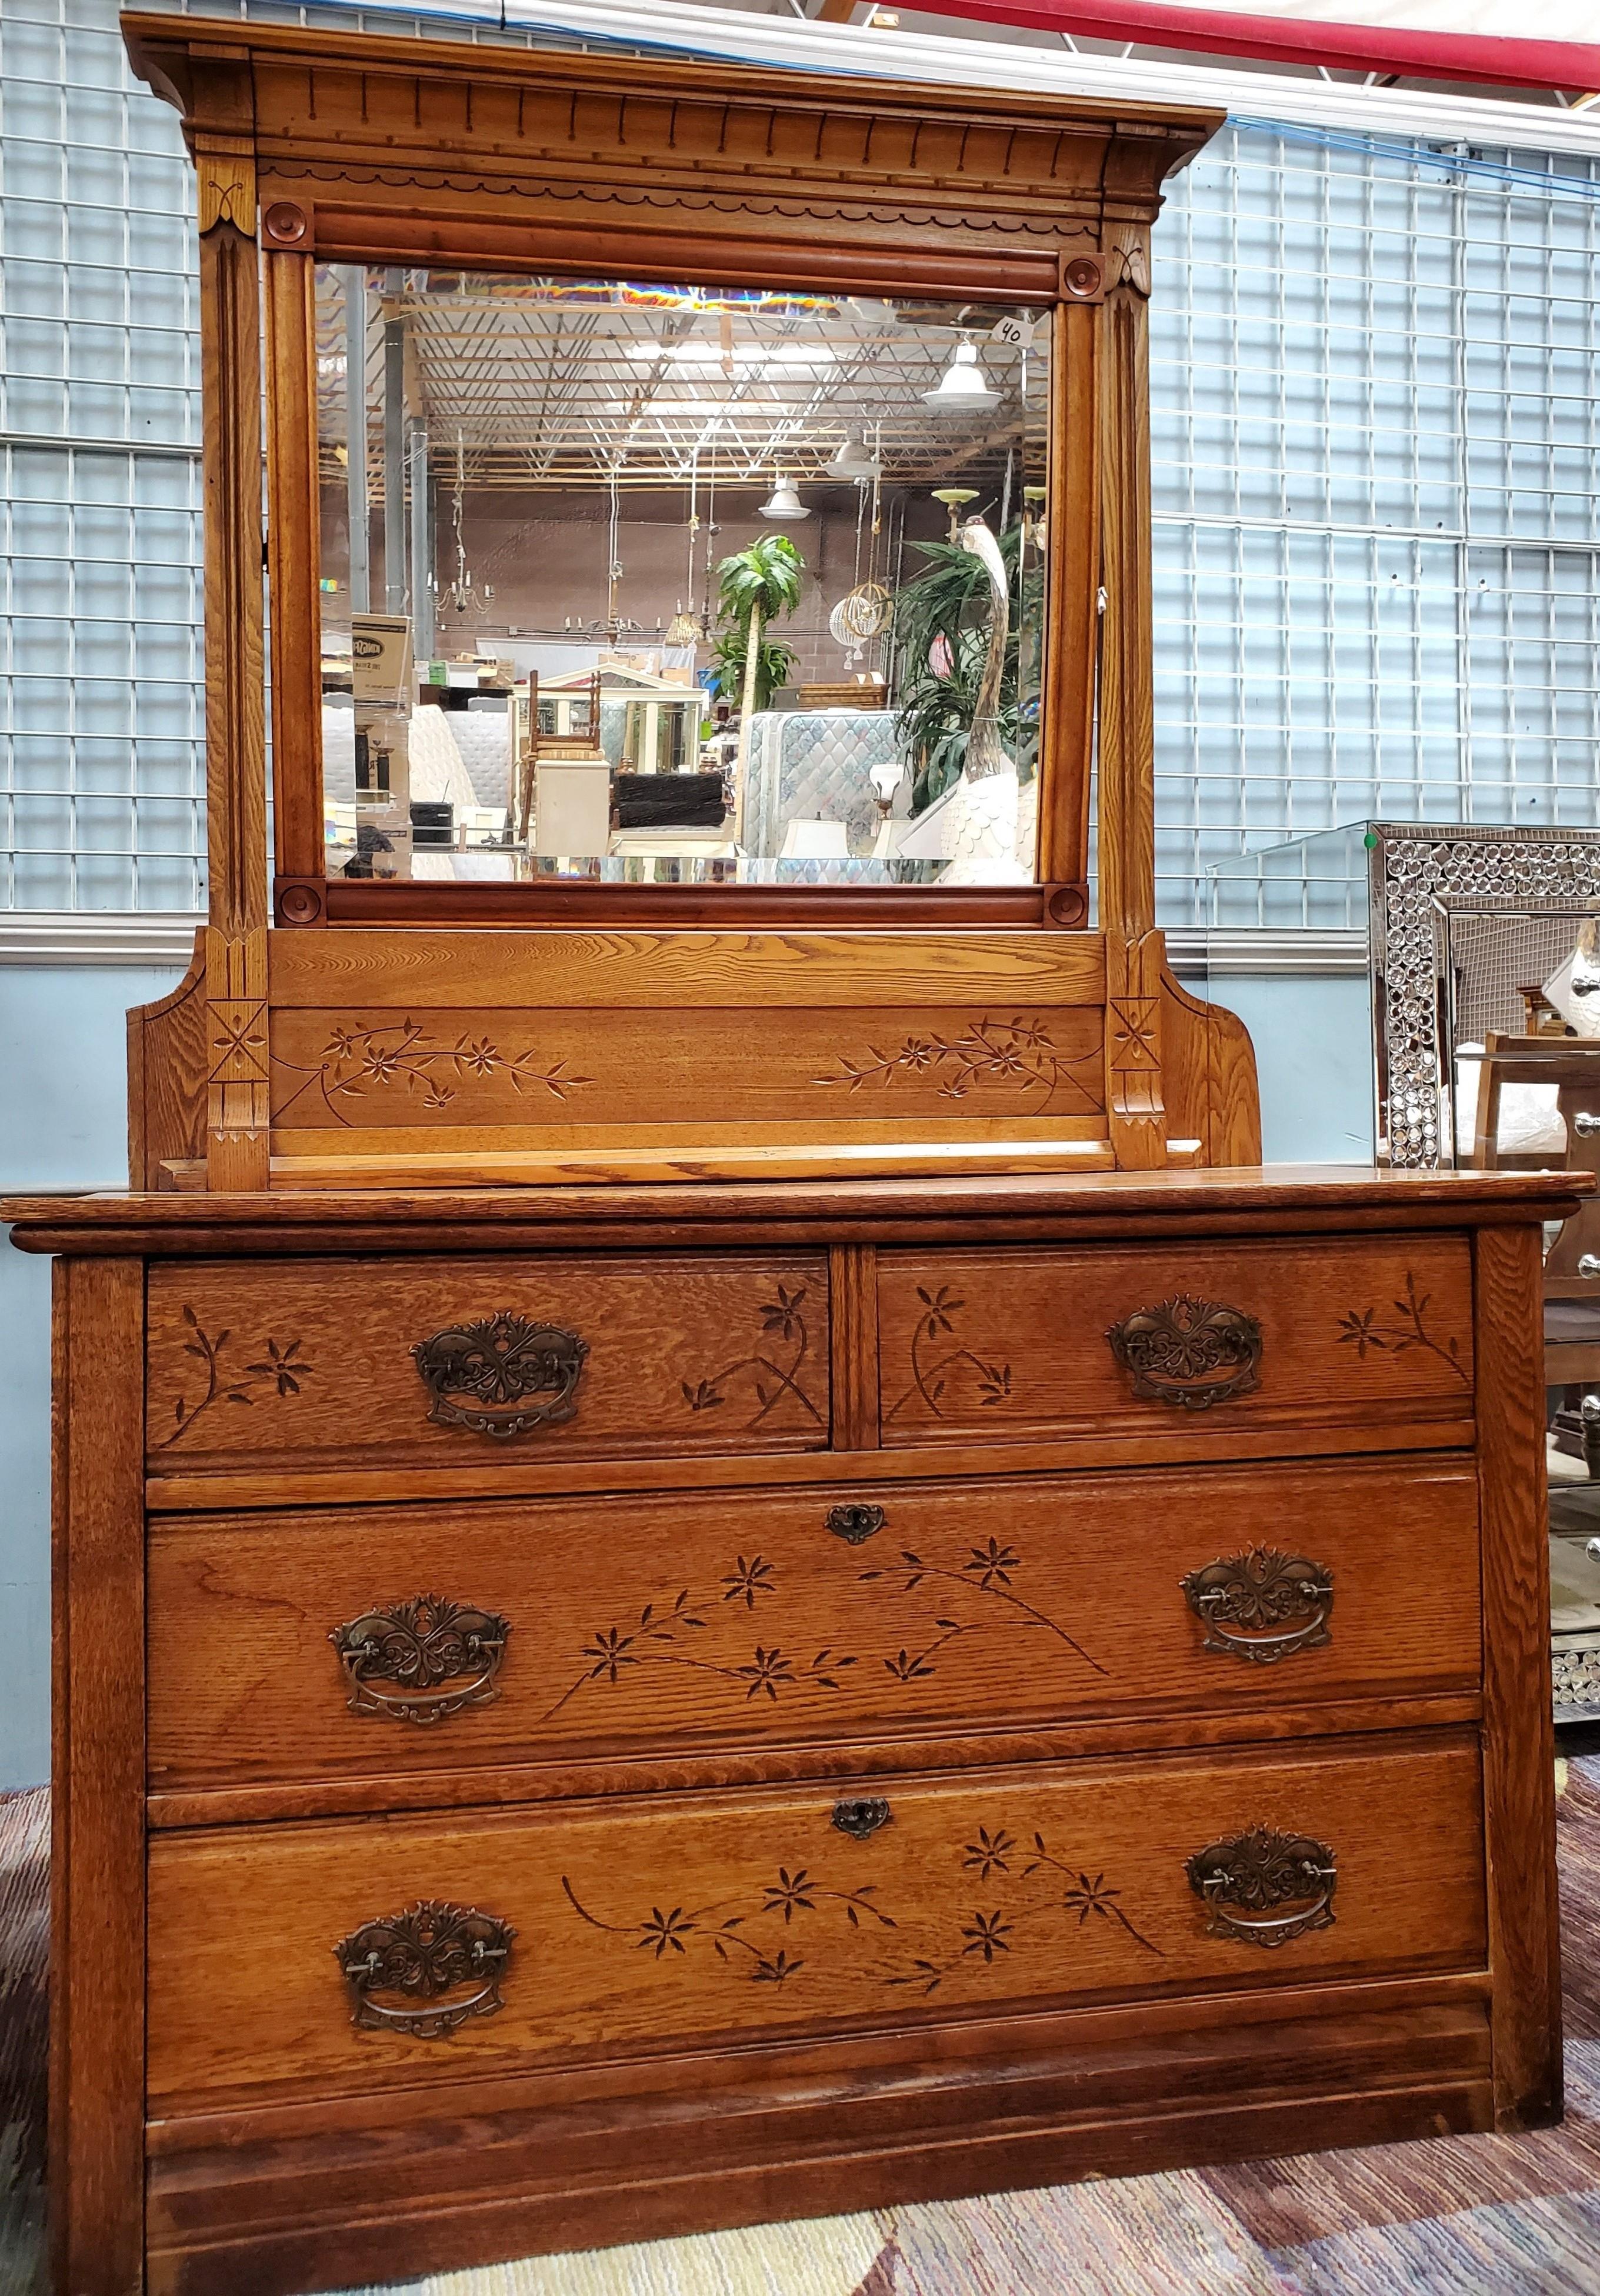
[
  {"left": 52, "top": 1257, "right": 146, "bottom": 2292},
  {"left": 1476, "top": 1222, "right": 1562, "bottom": 2130}
]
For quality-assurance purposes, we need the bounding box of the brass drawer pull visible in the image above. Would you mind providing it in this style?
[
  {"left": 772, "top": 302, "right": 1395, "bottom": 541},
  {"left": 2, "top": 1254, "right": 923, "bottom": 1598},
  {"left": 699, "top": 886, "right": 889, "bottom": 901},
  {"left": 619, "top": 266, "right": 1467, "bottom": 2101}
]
[
  {"left": 832, "top": 1796, "right": 892, "bottom": 1840},
  {"left": 1186, "top": 1825, "right": 1336, "bottom": 1948},
  {"left": 1181, "top": 1547, "right": 1332, "bottom": 1665},
  {"left": 333, "top": 1900, "right": 516, "bottom": 2037},
  {"left": 329, "top": 1595, "right": 510, "bottom": 1725},
  {"left": 1106, "top": 1294, "right": 1261, "bottom": 1411},
  {"left": 412, "top": 1311, "right": 588, "bottom": 1438},
  {"left": 826, "top": 1502, "right": 885, "bottom": 1545}
]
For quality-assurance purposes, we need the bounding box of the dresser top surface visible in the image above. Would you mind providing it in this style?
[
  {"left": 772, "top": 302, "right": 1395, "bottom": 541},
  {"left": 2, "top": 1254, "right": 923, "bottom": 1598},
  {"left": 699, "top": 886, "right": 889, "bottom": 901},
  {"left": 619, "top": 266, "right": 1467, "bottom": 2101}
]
[{"left": 4, "top": 1162, "right": 1589, "bottom": 1255}]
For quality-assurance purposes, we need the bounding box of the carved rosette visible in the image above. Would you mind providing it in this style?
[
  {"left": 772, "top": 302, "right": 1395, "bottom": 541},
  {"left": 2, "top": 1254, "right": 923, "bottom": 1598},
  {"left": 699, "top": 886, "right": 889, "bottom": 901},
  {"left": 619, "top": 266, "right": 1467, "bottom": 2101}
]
[
  {"left": 333, "top": 1900, "right": 516, "bottom": 2037},
  {"left": 1181, "top": 1548, "right": 1333, "bottom": 1664},
  {"left": 1106, "top": 1295, "right": 1262, "bottom": 1410},
  {"left": 412, "top": 1311, "right": 588, "bottom": 1438},
  {"left": 329, "top": 1595, "right": 511, "bottom": 1724},
  {"left": 1186, "top": 1826, "right": 1337, "bottom": 1948}
]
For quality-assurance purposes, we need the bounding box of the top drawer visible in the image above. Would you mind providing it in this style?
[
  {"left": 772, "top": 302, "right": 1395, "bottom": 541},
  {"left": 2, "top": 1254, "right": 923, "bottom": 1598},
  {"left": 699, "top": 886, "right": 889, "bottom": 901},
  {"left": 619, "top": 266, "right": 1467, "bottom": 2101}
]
[
  {"left": 876, "top": 1236, "right": 1473, "bottom": 1448},
  {"left": 145, "top": 1253, "right": 830, "bottom": 1474}
]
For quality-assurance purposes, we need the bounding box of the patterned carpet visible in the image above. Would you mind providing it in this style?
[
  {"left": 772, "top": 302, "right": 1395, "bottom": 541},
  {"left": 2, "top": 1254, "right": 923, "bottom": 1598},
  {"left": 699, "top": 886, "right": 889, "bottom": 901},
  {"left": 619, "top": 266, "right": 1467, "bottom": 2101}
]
[{"left": 5, "top": 1754, "right": 1600, "bottom": 2296}]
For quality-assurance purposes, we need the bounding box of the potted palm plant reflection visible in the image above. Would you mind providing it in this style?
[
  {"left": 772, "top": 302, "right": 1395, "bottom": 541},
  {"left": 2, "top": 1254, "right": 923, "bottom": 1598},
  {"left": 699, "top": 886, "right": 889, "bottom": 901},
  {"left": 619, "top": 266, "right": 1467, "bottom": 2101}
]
[{"left": 709, "top": 534, "right": 804, "bottom": 844}]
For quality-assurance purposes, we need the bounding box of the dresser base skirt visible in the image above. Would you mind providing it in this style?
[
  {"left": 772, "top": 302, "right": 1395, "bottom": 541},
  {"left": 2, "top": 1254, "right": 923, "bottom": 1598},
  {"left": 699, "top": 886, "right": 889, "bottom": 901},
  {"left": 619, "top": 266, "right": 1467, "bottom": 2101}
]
[{"left": 146, "top": 1983, "right": 1498, "bottom": 2296}]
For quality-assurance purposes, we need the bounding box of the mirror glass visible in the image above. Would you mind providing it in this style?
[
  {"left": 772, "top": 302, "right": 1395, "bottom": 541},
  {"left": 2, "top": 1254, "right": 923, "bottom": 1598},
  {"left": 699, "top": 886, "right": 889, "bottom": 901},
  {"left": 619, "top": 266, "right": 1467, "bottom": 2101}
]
[{"left": 314, "top": 269, "right": 1049, "bottom": 888}]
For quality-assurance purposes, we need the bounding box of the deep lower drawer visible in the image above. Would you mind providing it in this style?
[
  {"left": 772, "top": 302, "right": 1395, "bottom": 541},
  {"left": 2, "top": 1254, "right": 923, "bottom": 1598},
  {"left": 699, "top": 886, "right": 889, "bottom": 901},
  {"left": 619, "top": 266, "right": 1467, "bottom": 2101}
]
[
  {"left": 145, "top": 1735, "right": 1486, "bottom": 2114},
  {"left": 145, "top": 1251, "right": 831, "bottom": 1473},
  {"left": 145, "top": 1455, "right": 1482, "bottom": 1801},
  {"left": 876, "top": 1235, "right": 1474, "bottom": 1445}
]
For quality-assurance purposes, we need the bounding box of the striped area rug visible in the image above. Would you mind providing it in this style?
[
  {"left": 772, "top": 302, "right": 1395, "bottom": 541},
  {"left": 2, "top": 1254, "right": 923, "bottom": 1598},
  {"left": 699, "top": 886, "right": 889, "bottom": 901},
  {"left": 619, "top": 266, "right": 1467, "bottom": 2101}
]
[{"left": 6, "top": 1758, "right": 1600, "bottom": 2296}]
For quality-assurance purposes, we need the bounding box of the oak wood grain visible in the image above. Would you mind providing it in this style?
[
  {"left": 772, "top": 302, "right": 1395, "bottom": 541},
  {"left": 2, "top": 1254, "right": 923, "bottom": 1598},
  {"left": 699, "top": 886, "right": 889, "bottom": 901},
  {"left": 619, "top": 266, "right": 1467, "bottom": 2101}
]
[
  {"left": 1036, "top": 296, "right": 1098, "bottom": 889},
  {"left": 5, "top": 1166, "right": 1586, "bottom": 1257},
  {"left": 1095, "top": 274, "right": 1156, "bottom": 941},
  {"left": 198, "top": 155, "right": 268, "bottom": 1191},
  {"left": 146, "top": 1965, "right": 1492, "bottom": 2150},
  {"left": 145, "top": 1455, "right": 1481, "bottom": 1800},
  {"left": 127, "top": 930, "right": 208, "bottom": 1189},
  {"left": 144, "top": 1414, "right": 1483, "bottom": 1518},
  {"left": 264, "top": 247, "right": 322, "bottom": 882},
  {"left": 52, "top": 1257, "right": 146, "bottom": 2296},
  {"left": 266, "top": 930, "right": 1112, "bottom": 1012},
  {"left": 266, "top": 1002, "right": 1108, "bottom": 1134},
  {"left": 1162, "top": 966, "right": 1264, "bottom": 1168},
  {"left": 1475, "top": 1221, "right": 1562, "bottom": 2129},
  {"left": 877, "top": 1235, "right": 1475, "bottom": 1445},
  {"left": 142, "top": 1992, "right": 1488, "bottom": 2296},
  {"left": 146, "top": 1693, "right": 1485, "bottom": 1831},
  {"left": 144, "top": 1251, "right": 831, "bottom": 1471},
  {"left": 145, "top": 1736, "right": 1485, "bottom": 2114},
  {"left": 828, "top": 1244, "right": 879, "bottom": 1452}
]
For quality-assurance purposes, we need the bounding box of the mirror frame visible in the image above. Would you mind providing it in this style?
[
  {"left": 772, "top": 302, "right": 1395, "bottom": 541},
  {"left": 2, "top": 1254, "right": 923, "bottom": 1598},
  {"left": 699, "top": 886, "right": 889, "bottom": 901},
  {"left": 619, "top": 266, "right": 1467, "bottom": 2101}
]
[{"left": 125, "top": 12, "right": 1219, "bottom": 934}]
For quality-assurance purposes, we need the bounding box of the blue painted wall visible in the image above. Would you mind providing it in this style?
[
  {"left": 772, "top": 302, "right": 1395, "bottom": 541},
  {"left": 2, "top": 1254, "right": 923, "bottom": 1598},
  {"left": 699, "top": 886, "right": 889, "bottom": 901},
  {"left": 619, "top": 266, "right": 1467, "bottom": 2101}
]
[
  {"left": 1204, "top": 975, "right": 1376, "bottom": 1164},
  {"left": 1, "top": 966, "right": 183, "bottom": 1790}
]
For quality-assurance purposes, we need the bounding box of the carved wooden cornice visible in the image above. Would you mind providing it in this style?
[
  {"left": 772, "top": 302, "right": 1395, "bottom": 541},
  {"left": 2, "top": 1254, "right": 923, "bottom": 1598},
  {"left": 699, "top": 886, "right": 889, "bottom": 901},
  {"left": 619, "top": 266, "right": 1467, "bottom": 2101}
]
[{"left": 121, "top": 13, "right": 1219, "bottom": 295}]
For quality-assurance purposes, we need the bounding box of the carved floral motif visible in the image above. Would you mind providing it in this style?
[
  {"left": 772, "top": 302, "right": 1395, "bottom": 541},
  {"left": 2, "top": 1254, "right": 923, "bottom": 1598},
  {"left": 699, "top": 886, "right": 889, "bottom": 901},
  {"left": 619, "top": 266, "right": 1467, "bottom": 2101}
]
[
  {"left": 816, "top": 1014, "right": 1102, "bottom": 1108},
  {"left": 542, "top": 1557, "right": 856, "bottom": 1721},
  {"left": 884, "top": 1287, "right": 1011, "bottom": 1424},
  {"left": 562, "top": 1822, "right": 1161, "bottom": 1998},
  {"left": 1335, "top": 1271, "right": 1469, "bottom": 1386},
  {"left": 156, "top": 1308, "right": 315, "bottom": 1449},
  {"left": 272, "top": 1017, "right": 590, "bottom": 1124},
  {"left": 681, "top": 1284, "right": 824, "bottom": 1430},
  {"left": 859, "top": 1537, "right": 1105, "bottom": 1681},
  {"left": 888, "top": 1830, "right": 1163, "bottom": 1994}
]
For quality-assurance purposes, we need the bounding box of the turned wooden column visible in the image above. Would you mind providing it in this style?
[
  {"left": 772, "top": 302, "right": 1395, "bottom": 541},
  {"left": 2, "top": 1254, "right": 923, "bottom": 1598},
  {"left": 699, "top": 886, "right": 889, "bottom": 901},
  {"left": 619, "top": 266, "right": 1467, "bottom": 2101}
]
[
  {"left": 195, "top": 64, "right": 270, "bottom": 1191},
  {"left": 1096, "top": 224, "right": 1167, "bottom": 1168}
]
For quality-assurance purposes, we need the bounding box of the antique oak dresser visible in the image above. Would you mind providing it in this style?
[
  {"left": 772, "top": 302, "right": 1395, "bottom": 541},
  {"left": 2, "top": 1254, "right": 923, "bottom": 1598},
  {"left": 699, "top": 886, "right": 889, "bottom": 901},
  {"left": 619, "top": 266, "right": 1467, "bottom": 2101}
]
[{"left": 4, "top": 18, "right": 1579, "bottom": 2295}]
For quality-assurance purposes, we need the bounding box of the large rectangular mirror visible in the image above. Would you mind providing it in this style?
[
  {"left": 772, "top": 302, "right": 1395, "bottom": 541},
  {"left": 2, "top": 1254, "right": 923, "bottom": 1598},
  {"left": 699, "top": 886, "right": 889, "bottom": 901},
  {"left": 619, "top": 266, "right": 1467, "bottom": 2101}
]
[{"left": 312, "top": 269, "right": 1051, "bottom": 889}]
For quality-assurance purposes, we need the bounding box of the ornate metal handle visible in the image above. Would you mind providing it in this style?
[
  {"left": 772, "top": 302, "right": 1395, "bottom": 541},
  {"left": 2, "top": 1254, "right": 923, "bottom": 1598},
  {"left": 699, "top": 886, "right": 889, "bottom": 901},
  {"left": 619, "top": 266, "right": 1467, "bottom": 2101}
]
[
  {"left": 832, "top": 1796, "right": 892, "bottom": 1840},
  {"left": 332, "top": 1899, "right": 516, "bottom": 2037},
  {"left": 1186, "top": 1825, "right": 1336, "bottom": 1948},
  {"left": 412, "top": 1311, "right": 588, "bottom": 1438},
  {"left": 826, "top": 1503, "right": 885, "bottom": 1546},
  {"left": 1106, "top": 1294, "right": 1262, "bottom": 1410},
  {"left": 1180, "top": 1548, "right": 1332, "bottom": 1665},
  {"left": 329, "top": 1595, "right": 510, "bottom": 1724}
]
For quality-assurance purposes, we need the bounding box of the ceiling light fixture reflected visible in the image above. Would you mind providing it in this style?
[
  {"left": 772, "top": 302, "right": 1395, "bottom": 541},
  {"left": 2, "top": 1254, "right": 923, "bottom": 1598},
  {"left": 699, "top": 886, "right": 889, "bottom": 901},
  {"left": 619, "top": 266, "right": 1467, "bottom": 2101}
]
[
  {"left": 760, "top": 474, "right": 811, "bottom": 521},
  {"left": 827, "top": 431, "right": 881, "bottom": 482},
  {"left": 922, "top": 337, "right": 999, "bottom": 412}
]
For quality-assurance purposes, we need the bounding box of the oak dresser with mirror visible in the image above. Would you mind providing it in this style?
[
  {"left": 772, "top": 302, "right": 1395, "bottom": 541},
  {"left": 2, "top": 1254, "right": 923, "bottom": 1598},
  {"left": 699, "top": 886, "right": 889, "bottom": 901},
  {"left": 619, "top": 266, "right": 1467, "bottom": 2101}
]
[{"left": 3, "top": 16, "right": 1582, "bottom": 2294}]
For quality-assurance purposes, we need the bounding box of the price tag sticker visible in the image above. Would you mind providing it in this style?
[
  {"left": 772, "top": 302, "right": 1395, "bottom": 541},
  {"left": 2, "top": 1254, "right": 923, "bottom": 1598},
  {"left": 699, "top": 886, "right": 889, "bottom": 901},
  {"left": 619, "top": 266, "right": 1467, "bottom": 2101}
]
[{"left": 990, "top": 314, "right": 1035, "bottom": 350}]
